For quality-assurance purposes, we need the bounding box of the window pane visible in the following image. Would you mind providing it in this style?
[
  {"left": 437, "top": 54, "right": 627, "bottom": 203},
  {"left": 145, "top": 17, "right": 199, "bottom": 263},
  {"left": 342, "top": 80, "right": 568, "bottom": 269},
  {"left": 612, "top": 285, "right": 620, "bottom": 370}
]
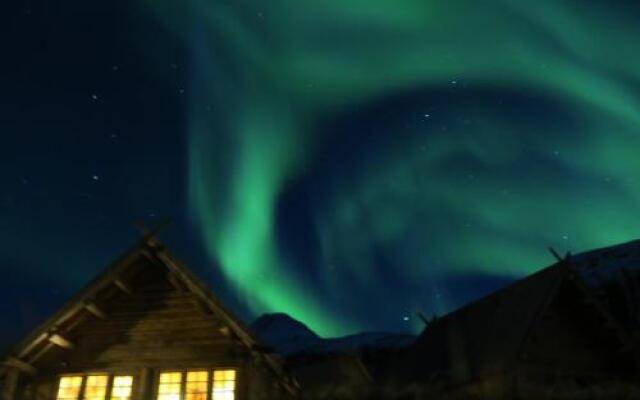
[
  {"left": 160, "top": 372, "right": 182, "bottom": 384},
  {"left": 84, "top": 375, "right": 108, "bottom": 400},
  {"left": 158, "top": 373, "right": 182, "bottom": 400},
  {"left": 212, "top": 370, "right": 235, "bottom": 400},
  {"left": 185, "top": 371, "right": 208, "bottom": 400},
  {"left": 57, "top": 376, "right": 83, "bottom": 400},
  {"left": 110, "top": 376, "right": 133, "bottom": 400}
]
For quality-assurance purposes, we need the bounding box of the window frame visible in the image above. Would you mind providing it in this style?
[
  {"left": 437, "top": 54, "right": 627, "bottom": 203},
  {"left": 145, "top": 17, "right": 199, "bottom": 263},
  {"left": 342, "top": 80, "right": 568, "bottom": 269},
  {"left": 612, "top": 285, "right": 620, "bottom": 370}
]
[
  {"left": 56, "top": 373, "right": 135, "bottom": 400},
  {"left": 153, "top": 368, "right": 238, "bottom": 400},
  {"left": 211, "top": 370, "right": 236, "bottom": 400}
]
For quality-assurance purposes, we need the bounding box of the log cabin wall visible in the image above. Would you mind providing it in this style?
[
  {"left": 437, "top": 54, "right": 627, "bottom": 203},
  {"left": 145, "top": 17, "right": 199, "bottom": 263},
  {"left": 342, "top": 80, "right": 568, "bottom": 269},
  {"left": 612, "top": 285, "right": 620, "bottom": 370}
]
[{"left": 12, "top": 258, "right": 289, "bottom": 400}]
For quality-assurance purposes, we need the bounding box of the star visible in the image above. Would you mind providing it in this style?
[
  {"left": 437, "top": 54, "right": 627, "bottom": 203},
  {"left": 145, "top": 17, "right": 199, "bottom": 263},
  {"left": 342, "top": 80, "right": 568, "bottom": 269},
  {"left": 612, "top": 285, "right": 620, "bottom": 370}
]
[
  {"left": 91, "top": 94, "right": 99, "bottom": 101},
  {"left": 403, "top": 316, "right": 410, "bottom": 322},
  {"left": 92, "top": 175, "right": 100, "bottom": 181}
]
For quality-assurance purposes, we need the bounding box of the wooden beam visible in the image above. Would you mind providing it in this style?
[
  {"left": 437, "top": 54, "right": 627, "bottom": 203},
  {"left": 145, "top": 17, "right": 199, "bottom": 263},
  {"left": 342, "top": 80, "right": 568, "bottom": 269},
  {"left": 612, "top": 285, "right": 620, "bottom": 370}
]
[
  {"left": 17, "top": 333, "right": 48, "bottom": 360},
  {"left": 48, "top": 333, "right": 74, "bottom": 350},
  {"left": 114, "top": 279, "right": 133, "bottom": 295},
  {"left": 4, "top": 357, "right": 36, "bottom": 375},
  {"left": 193, "top": 299, "right": 214, "bottom": 315},
  {"left": 416, "top": 311, "right": 429, "bottom": 326},
  {"left": 251, "top": 344, "right": 274, "bottom": 354},
  {"left": 135, "top": 219, "right": 171, "bottom": 244},
  {"left": 548, "top": 247, "right": 563, "bottom": 262},
  {"left": 167, "top": 273, "right": 186, "bottom": 292},
  {"left": 83, "top": 302, "right": 107, "bottom": 319},
  {"left": 135, "top": 368, "right": 152, "bottom": 400},
  {"left": 140, "top": 249, "right": 161, "bottom": 266},
  {"left": 28, "top": 342, "right": 55, "bottom": 364},
  {"left": 2, "top": 366, "right": 21, "bottom": 400}
]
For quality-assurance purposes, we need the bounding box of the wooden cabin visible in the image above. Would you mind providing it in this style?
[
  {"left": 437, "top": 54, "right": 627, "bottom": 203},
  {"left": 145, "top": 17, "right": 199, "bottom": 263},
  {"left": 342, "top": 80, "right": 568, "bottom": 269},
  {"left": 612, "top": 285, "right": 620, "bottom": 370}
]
[
  {"left": 0, "top": 237, "right": 298, "bottom": 400},
  {"left": 405, "top": 259, "right": 640, "bottom": 399}
]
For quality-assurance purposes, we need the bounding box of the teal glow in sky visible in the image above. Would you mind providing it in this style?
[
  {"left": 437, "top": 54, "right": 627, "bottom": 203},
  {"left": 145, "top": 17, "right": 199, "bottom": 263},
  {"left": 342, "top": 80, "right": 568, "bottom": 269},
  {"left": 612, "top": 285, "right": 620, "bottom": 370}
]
[{"left": 146, "top": 0, "right": 640, "bottom": 336}]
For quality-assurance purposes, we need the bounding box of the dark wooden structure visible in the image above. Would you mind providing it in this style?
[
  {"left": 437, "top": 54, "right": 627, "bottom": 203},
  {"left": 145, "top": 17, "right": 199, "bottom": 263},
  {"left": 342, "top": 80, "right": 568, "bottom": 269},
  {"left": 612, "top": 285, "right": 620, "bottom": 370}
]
[
  {"left": 287, "top": 353, "right": 372, "bottom": 400},
  {"left": 0, "top": 237, "right": 298, "bottom": 400},
  {"left": 406, "top": 259, "right": 640, "bottom": 399}
]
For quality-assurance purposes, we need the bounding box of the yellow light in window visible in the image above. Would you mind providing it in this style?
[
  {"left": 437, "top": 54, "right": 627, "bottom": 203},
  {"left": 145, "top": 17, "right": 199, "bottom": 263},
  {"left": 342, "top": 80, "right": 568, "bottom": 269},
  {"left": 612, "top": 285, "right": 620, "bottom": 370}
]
[
  {"left": 160, "top": 372, "right": 182, "bottom": 384},
  {"left": 212, "top": 370, "right": 235, "bottom": 400},
  {"left": 185, "top": 371, "right": 208, "bottom": 400},
  {"left": 84, "top": 375, "right": 109, "bottom": 400},
  {"left": 57, "top": 376, "right": 83, "bottom": 400},
  {"left": 110, "top": 376, "right": 133, "bottom": 400},
  {"left": 158, "top": 372, "right": 182, "bottom": 400}
]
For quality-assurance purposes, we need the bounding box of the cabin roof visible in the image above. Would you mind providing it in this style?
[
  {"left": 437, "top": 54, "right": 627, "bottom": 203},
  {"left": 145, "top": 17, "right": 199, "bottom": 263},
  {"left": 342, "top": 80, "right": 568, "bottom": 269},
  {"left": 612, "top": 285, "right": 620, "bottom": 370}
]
[
  {"left": 0, "top": 235, "right": 297, "bottom": 393},
  {"left": 410, "top": 258, "right": 633, "bottom": 384}
]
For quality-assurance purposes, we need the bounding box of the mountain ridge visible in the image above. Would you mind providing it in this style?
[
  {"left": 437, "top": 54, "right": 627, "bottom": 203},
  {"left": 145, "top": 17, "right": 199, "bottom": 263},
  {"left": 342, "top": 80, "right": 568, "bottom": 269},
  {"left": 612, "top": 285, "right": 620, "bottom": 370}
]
[{"left": 250, "top": 312, "right": 416, "bottom": 356}]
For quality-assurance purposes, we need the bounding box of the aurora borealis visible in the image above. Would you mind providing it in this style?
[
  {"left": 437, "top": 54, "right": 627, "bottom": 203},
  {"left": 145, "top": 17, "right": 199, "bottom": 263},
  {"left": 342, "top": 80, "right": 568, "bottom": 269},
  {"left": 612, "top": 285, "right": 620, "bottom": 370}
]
[
  {"left": 163, "top": 0, "right": 640, "bottom": 335},
  {"left": 2, "top": 0, "right": 640, "bottom": 341}
]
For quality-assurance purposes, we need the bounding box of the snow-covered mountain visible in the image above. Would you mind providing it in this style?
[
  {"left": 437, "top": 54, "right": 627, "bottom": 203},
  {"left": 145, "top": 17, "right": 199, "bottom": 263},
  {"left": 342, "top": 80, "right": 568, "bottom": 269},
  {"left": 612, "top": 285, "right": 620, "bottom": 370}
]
[
  {"left": 250, "top": 313, "right": 416, "bottom": 356},
  {"left": 250, "top": 313, "right": 321, "bottom": 355}
]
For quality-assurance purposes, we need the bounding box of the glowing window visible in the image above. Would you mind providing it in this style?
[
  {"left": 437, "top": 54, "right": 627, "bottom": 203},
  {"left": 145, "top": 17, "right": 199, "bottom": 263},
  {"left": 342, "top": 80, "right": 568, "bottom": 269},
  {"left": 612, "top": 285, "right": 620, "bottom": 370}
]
[
  {"left": 157, "top": 372, "right": 182, "bottom": 400},
  {"left": 84, "top": 375, "right": 109, "bottom": 400},
  {"left": 57, "top": 376, "right": 83, "bottom": 400},
  {"left": 110, "top": 376, "right": 134, "bottom": 400},
  {"left": 212, "top": 370, "right": 235, "bottom": 400},
  {"left": 185, "top": 371, "right": 208, "bottom": 400}
]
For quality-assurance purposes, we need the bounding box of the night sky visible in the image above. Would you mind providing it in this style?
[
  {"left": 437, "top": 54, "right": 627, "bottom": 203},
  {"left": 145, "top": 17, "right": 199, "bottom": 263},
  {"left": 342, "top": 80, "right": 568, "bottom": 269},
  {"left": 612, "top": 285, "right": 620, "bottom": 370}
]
[{"left": 3, "top": 1, "right": 640, "bottom": 343}]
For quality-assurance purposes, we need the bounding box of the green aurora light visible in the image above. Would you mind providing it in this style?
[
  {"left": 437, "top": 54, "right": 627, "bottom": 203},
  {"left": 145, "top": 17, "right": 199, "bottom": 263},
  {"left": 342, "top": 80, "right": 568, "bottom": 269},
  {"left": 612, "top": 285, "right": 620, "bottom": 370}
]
[{"left": 147, "top": 0, "right": 640, "bottom": 336}]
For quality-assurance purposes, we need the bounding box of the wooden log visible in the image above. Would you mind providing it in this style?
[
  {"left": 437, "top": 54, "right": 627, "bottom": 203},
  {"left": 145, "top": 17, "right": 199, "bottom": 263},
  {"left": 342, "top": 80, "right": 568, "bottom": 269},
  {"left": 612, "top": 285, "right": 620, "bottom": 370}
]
[
  {"left": 84, "top": 302, "right": 108, "bottom": 319},
  {"left": 167, "top": 273, "right": 187, "bottom": 292},
  {"left": 548, "top": 247, "right": 563, "bottom": 262},
  {"left": 4, "top": 358, "right": 36, "bottom": 375},
  {"left": 49, "top": 333, "right": 74, "bottom": 349},
  {"left": 114, "top": 279, "right": 133, "bottom": 295},
  {"left": 95, "top": 345, "right": 244, "bottom": 363},
  {"left": 17, "top": 333, "right": 48, "bottom": 360},
  {"left": 113, "top": 309, "right": 211, "bottom": 320},
  {"left": 135, "top": 368, "right": 151, "bottom": 400},
  {"left": 28, "top": 342, "right": 56, "bottom": 366},
  {"left": 1, "top": 367, "right": 20, "bottom": 400}
]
